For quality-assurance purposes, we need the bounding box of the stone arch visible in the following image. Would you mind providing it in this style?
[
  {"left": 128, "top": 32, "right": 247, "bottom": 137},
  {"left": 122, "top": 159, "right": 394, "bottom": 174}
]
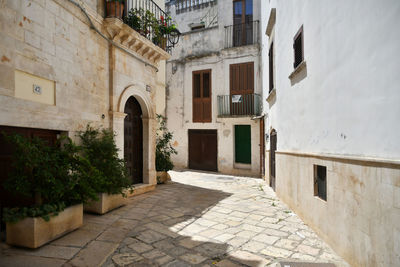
[
  {"left": 114, "top": 85, "right": 156, "bottom": 185},
  {"left": 118, "top": 85, "right": 154, "bottom": 119}
]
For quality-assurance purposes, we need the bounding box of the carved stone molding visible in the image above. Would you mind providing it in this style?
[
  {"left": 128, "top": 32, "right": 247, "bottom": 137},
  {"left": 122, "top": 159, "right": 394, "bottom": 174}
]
[{"left": 103, "top": 18, "right": 170, "bottom": 64}]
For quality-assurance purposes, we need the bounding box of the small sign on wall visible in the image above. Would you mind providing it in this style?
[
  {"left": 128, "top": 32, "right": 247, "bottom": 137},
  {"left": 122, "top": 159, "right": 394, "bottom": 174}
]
[
  {"left": 33, "top": 84, "right": 42, "bottom": 95},
  {"left": 232, "top": 95, "right": 242, "bottom": 103}
]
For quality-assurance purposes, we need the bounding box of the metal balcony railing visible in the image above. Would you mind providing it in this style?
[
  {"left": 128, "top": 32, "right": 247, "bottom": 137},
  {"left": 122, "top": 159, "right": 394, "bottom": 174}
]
[
  {"left": 105, "top": 0, "right": 180, "bottom": 52},
  {"left": 217, "top": 93, "right": 261, "bottom": 117},
  {"left": 224, "top": 20, "right": 259, "bottom": 48},
  {"left": 175, "top": 0, "right": 217, "bottom": 14}
]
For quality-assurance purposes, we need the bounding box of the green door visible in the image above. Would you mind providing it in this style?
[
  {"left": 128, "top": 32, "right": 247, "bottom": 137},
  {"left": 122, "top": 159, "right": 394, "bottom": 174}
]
[{"left": 235, "top": 125, "right": 251, "bottom": 164}]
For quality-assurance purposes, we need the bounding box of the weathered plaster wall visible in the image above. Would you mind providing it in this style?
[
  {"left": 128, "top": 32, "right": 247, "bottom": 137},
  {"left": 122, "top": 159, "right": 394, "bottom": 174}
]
[
  {"left": 0, "top": 0, "right": 166, "bottom": 185},
  {"left": 261, "top": 0, "right": 400, "bottom": 266},
  {"left": 166, "top": 0, "right": 262, "bottom": 176}
]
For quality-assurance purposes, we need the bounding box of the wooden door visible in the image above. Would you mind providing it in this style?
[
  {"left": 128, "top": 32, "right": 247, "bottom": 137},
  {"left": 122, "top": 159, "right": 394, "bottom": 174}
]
[
  {"left": 124, "top": 97, "right": 143, "bottom": 184},
  {"left": 230, "top": 62, "right": 254, "bottom": 115},
  {"left": 233, "top": 0, "right": 253, "bottom": 46},
  {"left": 269, "top": 130, "right": 277, "bottom": 191},
  {"left": 188, "top": 130, "right": 217, "bottom": 172},
  {"left": 235, "top": 125, "right": 251, "bottom": 164}
]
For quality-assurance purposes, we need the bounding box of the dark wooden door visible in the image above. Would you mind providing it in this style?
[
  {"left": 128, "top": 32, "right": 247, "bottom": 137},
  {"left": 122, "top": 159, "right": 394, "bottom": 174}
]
[
  {"left": 269, "top": 130, "right": 277, "bottom": 191},
  {"left": 0, "top": 126, "right": 58, "bottom": 230},
  {"left": 124, "top": 97, "right": 143, "bottom": 184},
  {"left": 188, "top": 130, "right": 217, "bottom": 172},
  {"left": 193, "top": 69, "right": 212, "bottom": 123},
  {"left": 233, "top": 0, "right": 253, "bottom": 46}
]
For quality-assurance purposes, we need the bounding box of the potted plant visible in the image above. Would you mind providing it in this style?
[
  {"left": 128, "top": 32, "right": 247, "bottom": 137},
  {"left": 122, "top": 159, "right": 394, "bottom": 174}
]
[
  {"left": 106, "top": 0, "right": 125, "bottom": 19},
  {"left": 153, "top": 15, "right": 177, "bottom": 49},
  {"left": 156, "top": 114, "right": 177, "bottom": 184},
  {"left": 2, "top": 134, "right": 98, "bottom": 248},
  {"left": 79, "top": 125, "right": 133, "bottom": 215}
]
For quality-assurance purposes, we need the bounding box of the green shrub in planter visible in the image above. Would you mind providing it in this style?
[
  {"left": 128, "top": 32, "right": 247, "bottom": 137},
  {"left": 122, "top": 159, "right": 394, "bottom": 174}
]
[
  {"left": 2, "top": 134, "right": 99, "bottom": 223},
  {"left": 79, "top": 125, "right": 132, "bottom": 196},
  {"left": 156, "top": 114, "right": 177, "bottom": 175}
]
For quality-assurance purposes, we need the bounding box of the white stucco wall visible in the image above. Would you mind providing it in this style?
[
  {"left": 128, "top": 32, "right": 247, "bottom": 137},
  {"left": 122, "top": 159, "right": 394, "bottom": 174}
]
[{"left": 262, "top": 0, "right": 400, "bottom": 160}]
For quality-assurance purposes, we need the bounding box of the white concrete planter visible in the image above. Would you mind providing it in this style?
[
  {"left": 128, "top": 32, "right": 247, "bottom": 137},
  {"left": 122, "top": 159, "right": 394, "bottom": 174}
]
[
  {"left": 84, "top": 193, "right": 127, "bottom": 215},
  {"left": 6, "top": 204, "right": 83, "bottom": 249}
]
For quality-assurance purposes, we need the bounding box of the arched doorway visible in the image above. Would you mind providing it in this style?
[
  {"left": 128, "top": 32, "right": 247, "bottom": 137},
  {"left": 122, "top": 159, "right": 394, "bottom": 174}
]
[{"left": 124, "top": 96, "right": 143, "bottom": 184}]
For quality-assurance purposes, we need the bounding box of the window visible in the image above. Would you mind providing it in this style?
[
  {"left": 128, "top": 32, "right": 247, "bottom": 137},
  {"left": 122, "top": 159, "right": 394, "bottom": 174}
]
[
  {"left": 193, "top": 69, "right": 212, "bottom": 123},
  {"left": 235, "top": 125, "right": 251, "bottom": 164},
  {"left": 314, "top": 165, "right": 327, "bottom": 201},
  {"left": 268, "top": 42, "right": 274, "bottom": 93},
  {"left": 233, "top": 0, "right": 253, "bottom": 46},
  {"left": 229, "top": 62, "right": 254, "bottom": 115},
  {"left": 293, "top": 26, "right": 304, "bottom": 69}
]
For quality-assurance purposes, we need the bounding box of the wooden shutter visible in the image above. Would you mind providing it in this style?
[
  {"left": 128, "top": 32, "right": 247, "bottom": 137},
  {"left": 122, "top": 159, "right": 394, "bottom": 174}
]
[
  {"left": 293, "top": 26, "right": 304, "bottom": 68},
  {"left": 193, "top": 69, "right": 212, "bottom": 123},
  {"left": 229, "top": 62, "right": 254, "bottom": 115},
  {"left": 269, "top": 42, "right": 274, "bottom": 93}
]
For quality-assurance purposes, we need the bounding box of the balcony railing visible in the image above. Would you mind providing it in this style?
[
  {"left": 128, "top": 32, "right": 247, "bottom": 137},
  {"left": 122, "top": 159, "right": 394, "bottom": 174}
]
[
  {"left": 175, "top": 0, "right": 217, "bottom": 14},
  {"left": 217, "top": 93, "right": 261, "bottom": 117},
  {"left": 224, "top": 20, "right": 259, "bottom": 49},
  {"left": 105, "top": 0, "right": 180, "bottom": 52}
]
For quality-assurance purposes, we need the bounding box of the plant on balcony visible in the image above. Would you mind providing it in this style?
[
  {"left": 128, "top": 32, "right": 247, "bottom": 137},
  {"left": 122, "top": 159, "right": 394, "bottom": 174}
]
[
  {"left": 78, "top": 125, "right": 132, "bottom": 196},
  {"left": 153, "top": 15, "right": 177, "bottom": 49},
  {"left": 106, "top": 0, "right": 125, "bottom": 19},
  {"left": 1, "top": 134, "right": 99, "bottom": 223},
  {"left": 155, "top": 114, "right": 177, "bottom": 184},
  {"left": 124, "top": 8, "right": 156, "bottom": 38}
]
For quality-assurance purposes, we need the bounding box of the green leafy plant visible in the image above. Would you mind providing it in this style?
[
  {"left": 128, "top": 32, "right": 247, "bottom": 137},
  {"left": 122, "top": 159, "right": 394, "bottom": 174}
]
[
  {"left": 1, "top": 134, "right": 98, "bottom": 222},
  {"left": 79, "top": 125, "right": 132, "bottom": 196},
  {"left": 156, "top": 114, "right": 177, "bottom": 172}
]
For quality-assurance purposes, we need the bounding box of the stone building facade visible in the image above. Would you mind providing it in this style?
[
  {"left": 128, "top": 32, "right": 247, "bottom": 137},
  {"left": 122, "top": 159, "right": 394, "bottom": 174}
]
[
  {"left": 0, "top": 0, "right": 171, "bottom": 205},
  {"left": 166, "top": 0, "right": 264, "bottom": 177},
  {"left": 261, "top": 0, "right": 400, "bottom": 266}
]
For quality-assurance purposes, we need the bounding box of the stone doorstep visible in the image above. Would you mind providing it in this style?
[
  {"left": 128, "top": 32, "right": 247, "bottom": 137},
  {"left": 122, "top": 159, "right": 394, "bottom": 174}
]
[
  {"left": 125, "top": 183, "right": 157, "bottom": 198},
  {"left": 279, "top": 262, "right": 336, "bottom": 267}
]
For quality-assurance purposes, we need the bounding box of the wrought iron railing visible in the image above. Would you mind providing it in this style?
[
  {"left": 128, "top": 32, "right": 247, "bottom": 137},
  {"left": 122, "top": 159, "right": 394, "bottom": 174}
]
[
  {"left": 224, "top": 20, "right": 259, "bottom": 48},
  {"left": 104, "top": 0, "right": 180, "bottom": 52},
  {"left": 175, "top": 0, "right": 217, "bottom": 14},
  {"left": 217, "top": 93, "right": 261, "bottom": 117}
]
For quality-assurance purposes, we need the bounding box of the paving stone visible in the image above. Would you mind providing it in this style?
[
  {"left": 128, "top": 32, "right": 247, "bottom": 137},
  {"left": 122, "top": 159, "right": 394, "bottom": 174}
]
[
  {"left": 0, "top": 254, "right": 66, "bottom": 267},
  {"left": 111, "top": 253, "right": 143, "bottom": 266},
  {"left": 52, "top": 229, "right": 99, "bottom": 247},
  {"left": 290, "top": 253, "right": 316, "bottom": 261},
  {"left": 241, "top": 224, "right": 264, "bottom": 233},
  {"left": 4, "top": 245, "right": 79, "bottom": 260},
  {"left": 252, "top": 234, "right": 280, "bottom": 245},
  {"left": 296, "top": 244, "right": 320, "bottom": 256},
  {"left": 242, "top": 241, "right": 267, "bottom": 252},
  {"left": 128, "top": 241, "right": 153, "bottom": 253},
  {"left": 142, "top": 249, "right": 166, "bottom": 260},
  {"left": 228, "top": 250, "right": 271, "bottom": 267},
  {"left": 69, "top": 241, "right": 118, "bottom": 267},
  {"left": 164, "top": 260, "right": 192, "bottom": 267},
  {"left": 274, "top": 239, "right": 300, "bottom": 250},
  {"left": 236, "top": 230, "right": 258, "bottom": 239},
  {"left": 215, "top": 259, "right": 242, "bottom": 267},
  {"left": 200, "top": 228, "right": 224, "bottom": 239},
  {"left": 97, "top": 227, "right": 130, "bottom": 243},
  {"left": 214, "top": 233, "right": 235, "bottom": 243},
  {"left": 263, "top": 229, "right": 289, "bottom": 237},
  {"left": 178, "top": 237, "right": 203, "bottom": 249},
  {"left": 155, "top": 255, "right": 174, "bottom": 265},
  {"left": 260, "top": 246, "right": 292, "bottom": 258},
  {"left": 136, "top": 230, "right": 167, "bottom": 244},
  {"left": 211, "top": 223, "right": 229, "bottom": 230},
  {"left": 153, "top": 239, "right": 176, "bottom": 251},
  {"left": 227, "top": 236, "right": 249, "bottom": 247},
  {"left": 179, "top": 253, "right": 207, "bottom": 264}
]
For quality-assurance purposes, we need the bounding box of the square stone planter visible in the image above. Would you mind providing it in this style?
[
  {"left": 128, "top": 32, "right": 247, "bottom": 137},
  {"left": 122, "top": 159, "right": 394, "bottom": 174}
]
[
  {"left": 6, "top": 204, "right": 83, "bottom": 249},
  {"left": 84, "top": 193, "right": 127, "bottom": 215}
]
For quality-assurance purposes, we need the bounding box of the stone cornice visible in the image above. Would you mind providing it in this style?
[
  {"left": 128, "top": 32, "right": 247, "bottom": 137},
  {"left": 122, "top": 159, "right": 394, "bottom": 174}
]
[{"left": 103, "top": 18, "right": 170, "bottom": 64}]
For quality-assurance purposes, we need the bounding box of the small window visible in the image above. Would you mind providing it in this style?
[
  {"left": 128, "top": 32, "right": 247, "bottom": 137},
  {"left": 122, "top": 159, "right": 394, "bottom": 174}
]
[
  {"left": 268, "top": 42, "right": 274, "bottom": 93},
  {"left": 293, "top": 26, "right": 304, "bottom": 69},
  {"left": 314, "top": 165, "right": 327, "bottom": 201}
]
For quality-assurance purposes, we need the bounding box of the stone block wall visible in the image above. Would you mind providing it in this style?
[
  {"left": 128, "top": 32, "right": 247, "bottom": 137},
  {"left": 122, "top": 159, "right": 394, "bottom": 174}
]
[{"left": 275, "top": 152, "right": 400, "bottom": 267}]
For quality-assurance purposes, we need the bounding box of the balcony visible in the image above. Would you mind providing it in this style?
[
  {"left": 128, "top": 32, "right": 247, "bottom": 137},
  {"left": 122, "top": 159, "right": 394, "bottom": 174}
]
[
  {"left": 175, "top": 0, "right": 217, "bottom": 14},
  {"left": 224, "top": 20, "right": 259, "bottom": 49},
  {"left": 104, "top": 0, "right": 180, "bottom": 56},
  {"left": 217, "top": 94, "right": 261, "bottom": 117}
]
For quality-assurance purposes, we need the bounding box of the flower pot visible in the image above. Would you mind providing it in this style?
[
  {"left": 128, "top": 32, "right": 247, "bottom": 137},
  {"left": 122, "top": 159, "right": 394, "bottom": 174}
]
[
  {"left": 106, "top": 1, "right": 124, "bottom": 19},
  {"left": 160, "top": 37, "right": 167, "bottom": 50},
  {"left": 6, "top": 204, "right": 83, "bottom": 249},
  {"left": 84, "top": 193, "right": 127, "bottom": 215},
  {"left": 156, "top": 171, "right": 171, "bottom": 184}
]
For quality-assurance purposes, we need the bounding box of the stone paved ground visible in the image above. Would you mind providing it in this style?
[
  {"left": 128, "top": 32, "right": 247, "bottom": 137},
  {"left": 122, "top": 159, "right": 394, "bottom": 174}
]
[{"left": 0, "top": 171, "right": 349, "bottom": 267}]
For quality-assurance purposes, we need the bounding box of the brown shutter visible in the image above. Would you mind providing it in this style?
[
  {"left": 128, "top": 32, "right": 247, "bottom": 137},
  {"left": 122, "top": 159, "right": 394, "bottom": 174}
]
[
  {"left": 269, "top": 42, "right": 274, "bottom": 93},
  {"left": 193, "top": 70, "right": 212, "bottom": 123}
]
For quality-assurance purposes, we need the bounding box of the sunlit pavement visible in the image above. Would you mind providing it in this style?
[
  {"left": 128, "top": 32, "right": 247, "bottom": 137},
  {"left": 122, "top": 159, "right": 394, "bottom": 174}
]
[{"left": 0, "top": 170, "right": 349, "bottom": 267}]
